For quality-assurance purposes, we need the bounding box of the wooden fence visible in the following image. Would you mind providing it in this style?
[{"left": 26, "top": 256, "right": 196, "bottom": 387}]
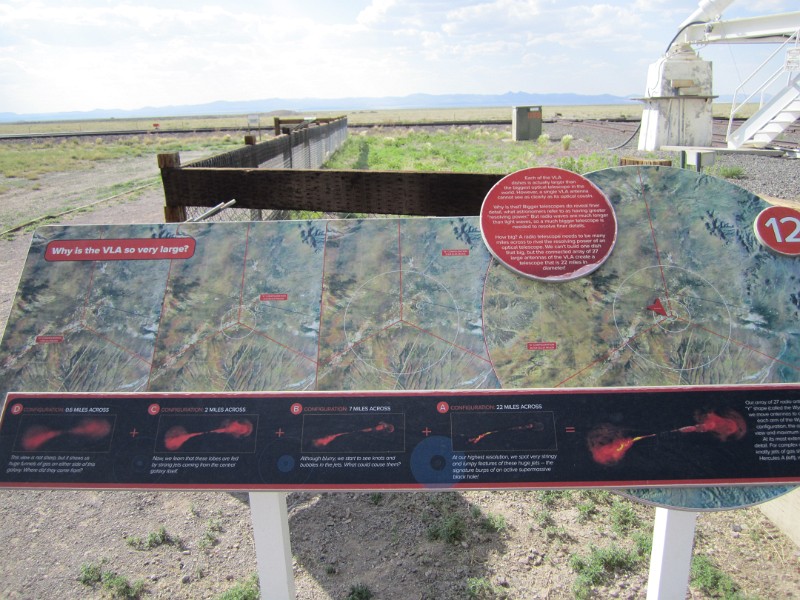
[
  {"left": 159, "top": 116, "right": 506, "bottom": 222},
  {"left": 160, "top": 116, "right": 349, "bottom": 221}
]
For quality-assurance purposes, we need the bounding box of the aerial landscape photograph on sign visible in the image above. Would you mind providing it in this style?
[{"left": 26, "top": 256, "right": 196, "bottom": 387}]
[{"left": 4, "top": 166, "right": 796, "bottom": 400}]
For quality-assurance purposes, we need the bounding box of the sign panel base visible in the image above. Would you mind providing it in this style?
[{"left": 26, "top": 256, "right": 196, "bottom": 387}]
[{"left": 1, "top": 385, "right": 799, "bottom": 491}]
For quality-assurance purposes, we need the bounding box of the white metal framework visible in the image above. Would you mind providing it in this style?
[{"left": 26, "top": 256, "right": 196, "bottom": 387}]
[{"left": 638, "top": 0, "right": 800, "bottom": 151}]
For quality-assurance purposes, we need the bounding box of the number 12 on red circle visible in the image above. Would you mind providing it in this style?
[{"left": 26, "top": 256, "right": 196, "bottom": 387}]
[{"left": 754, "top": 206, "right": 800, "bottom": 256}]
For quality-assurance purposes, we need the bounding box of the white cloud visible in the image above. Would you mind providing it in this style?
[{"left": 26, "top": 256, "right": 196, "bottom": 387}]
[
  {"left": 0, "top": 0, "right": 796, "bottom": 113},
  {"left": 357, "top": 0, "right": 398, "bottom": 26},
  {"left": 442, "top": 0, "right": 543, "bottom": 36}
]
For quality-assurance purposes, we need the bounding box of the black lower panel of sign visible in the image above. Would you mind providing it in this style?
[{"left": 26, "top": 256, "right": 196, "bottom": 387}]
[{"left": 1, "top": 385, "right": 798, "bottom": 490}]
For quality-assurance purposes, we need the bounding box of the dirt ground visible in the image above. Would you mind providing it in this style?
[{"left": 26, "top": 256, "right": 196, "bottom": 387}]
[{"left": 0, "top": 144, "right": 799, "bottom": 599}]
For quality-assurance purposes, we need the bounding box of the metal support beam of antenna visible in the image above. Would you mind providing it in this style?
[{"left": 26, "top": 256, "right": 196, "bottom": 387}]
[
  {"left": 678, "top": 12, "right": 800, "bottom": 46},
  {"left": 679, "top": 0, "right": 735, "bottom": 30}
]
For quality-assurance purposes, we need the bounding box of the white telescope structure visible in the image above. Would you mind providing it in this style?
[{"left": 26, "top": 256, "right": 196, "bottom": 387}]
[{"left": 638, "top": 0, "right": 800, "bottom": 151}]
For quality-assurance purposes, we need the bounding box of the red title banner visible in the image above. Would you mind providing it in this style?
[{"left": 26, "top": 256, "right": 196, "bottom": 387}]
[{"left": 45, "top": 238, "right": 196, "bottom": 262}]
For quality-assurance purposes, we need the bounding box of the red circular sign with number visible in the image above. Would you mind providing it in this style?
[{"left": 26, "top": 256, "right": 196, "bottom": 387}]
[
  {"left": 480, "top": 167, "right": 617, "bottom": 281},
  {"left": 754, "top": 205, "right": 800, "bottom": 256}
]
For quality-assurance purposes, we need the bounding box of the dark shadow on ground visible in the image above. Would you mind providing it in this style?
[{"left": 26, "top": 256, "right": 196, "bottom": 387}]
[{"left": 288, "top": 490, "right": 510, "bottom": 599}]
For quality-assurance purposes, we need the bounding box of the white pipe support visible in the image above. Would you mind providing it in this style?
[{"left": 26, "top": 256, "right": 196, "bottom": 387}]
[{"left": 646, "top": 507, "right": 698, "bottom": 600}]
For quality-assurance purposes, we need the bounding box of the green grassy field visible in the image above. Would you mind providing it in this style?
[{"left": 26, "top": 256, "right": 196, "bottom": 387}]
[
  {"left": 0, "top": 134, "right": 243, "bottom": 181},
  {"left": 325, "top": 126, "right": 618, "bottom": 174}
]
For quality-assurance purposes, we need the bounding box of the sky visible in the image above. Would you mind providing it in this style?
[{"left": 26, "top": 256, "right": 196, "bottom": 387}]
[{"left": 0, "top": 0, "right": 795, "bottom": 114}]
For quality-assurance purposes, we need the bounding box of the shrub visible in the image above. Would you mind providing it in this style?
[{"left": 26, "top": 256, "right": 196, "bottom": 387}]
[
  {"left": 570, "top": 544, "right": 644, "bottom": 599},
  {"left": 427, "top": 513, "right": 466, "bottom": 544},
  {"left": 690, "top": 554, "right": 747, "bottom": 598},
  {"left": 347, "top": 583, "right": 373, "bottom": 600},
  {"left": 217, "top": 574, "right": 260, "bottom": 600}
]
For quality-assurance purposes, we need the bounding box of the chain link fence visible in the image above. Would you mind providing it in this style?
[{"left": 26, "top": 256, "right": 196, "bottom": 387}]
[{"left": 179, "top": 118, "right": 348, "bottom": 222}]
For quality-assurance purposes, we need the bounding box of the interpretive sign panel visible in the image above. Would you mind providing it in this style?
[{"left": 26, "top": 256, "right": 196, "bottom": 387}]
[
  {"left": 1, "top": 385, "right": 798, "bottom": 490},
  {"left": 0, "top": 166, "right": 797, "bottom": 508}
]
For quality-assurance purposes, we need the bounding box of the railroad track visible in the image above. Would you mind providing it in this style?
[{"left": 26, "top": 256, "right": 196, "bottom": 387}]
[
  {"left": 577, "top": 117, "right": 800, "bottom": 151},
  {"left": 3, "top": 117, "right": 797, "bottom": 151},
  {"left": 0, "top": 127, "right": 245, "bottom": 141}
]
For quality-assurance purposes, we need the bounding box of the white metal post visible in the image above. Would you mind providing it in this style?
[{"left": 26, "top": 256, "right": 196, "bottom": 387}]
[
  {"left": 249, "top": 491, "right": 295, "bottom": 600},
  {"left": 646, "top": 507, "right": 698, "bottom": 599}
]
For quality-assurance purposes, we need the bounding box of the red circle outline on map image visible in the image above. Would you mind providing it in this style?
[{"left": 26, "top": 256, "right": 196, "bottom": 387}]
[
  {"left": 753, "top": 205, "right": 800, "bottom": 257},
  {"left": 480, "top": 167, "right": 618, "bottom": 281}
]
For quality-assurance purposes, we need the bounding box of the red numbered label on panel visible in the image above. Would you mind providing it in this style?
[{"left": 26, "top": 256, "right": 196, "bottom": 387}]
[{"left": 754, "top": 206, "right": 800, "bottom": 256}]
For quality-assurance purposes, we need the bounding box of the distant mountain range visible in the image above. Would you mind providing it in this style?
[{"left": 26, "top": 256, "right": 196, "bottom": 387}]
[{"left": 0, "top": 92, "right": 640, "bottom": 123}]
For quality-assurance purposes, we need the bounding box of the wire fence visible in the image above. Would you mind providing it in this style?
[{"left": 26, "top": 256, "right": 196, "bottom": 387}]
[
  {"left": 179, "top": 117, "right": 348, "bottom": 222},
  {"left": 186, "top": 206, "right": 281, "bottom": 223}
]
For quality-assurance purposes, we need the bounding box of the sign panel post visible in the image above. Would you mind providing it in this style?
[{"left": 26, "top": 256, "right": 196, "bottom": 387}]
[
  {"left": 646, "top": 508, "right": 698, "bottom": 600},
  {"left": 250, "top": 492, "right": 295, "bottom": 600}
]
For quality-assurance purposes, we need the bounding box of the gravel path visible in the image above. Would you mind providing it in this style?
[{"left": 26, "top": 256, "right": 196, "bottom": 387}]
[
  {"left": 707, "top": 151, "right": 800, "bottom": 203},
  {"left": 549, "top": 119, "right": 800, "bottom": 203}
]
